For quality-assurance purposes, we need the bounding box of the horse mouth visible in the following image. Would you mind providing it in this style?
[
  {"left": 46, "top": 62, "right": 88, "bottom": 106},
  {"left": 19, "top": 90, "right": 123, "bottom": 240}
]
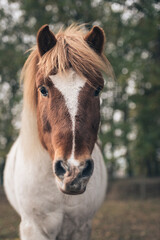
[
  {"left": 60, "top": 186, "right": 86, "bottom": 195},
  {"left": 55, "top": 177, "right": 87, "bottom": 195}
]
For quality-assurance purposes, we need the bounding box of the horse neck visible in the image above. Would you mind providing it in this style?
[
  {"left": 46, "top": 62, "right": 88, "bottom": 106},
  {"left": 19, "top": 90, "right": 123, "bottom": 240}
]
[
  {"left": 20, "top": 104, "right": 45, "bottom": 156},
  {"left": 19, "top": 104, "right": 52, "bottom": 177}
]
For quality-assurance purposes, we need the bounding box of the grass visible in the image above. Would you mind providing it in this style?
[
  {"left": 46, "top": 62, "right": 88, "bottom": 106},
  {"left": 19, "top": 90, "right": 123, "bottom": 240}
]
[
  {"left": 0, "top": 188, "right": 160, "bottom": 240},
  {"left": 92, "top": 198, "right": 160, "bottom": 240},
  {"left": 0, "top": 189, "right": 19, "bottom": 240}
]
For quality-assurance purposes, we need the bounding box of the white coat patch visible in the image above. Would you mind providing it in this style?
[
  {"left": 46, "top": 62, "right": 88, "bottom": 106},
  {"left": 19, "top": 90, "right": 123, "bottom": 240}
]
[{"left": 50, "top": 70, "right": 86, "bottom": 166}]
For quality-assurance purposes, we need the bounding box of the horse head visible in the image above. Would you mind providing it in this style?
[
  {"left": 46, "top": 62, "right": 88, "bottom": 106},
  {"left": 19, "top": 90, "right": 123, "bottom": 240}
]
[{"left": 24, "top": 24, "right": 109, "bottom": 195}]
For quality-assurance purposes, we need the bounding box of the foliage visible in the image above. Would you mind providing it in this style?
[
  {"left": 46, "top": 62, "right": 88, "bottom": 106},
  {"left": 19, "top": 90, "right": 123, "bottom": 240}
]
[{"left": 0, "top": 0, "right": 160, "bottom": 179}]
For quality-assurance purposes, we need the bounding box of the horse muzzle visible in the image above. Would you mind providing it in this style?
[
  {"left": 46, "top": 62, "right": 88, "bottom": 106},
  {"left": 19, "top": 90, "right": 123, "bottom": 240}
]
[{"left": 53, "top": 159, "right": 94, "bottom": 195}]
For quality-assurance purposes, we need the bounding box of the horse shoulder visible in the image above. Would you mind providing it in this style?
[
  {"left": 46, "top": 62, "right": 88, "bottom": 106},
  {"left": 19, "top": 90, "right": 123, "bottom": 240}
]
[{"left": 4, "top": 138, "right": 20, "bottom": 213}]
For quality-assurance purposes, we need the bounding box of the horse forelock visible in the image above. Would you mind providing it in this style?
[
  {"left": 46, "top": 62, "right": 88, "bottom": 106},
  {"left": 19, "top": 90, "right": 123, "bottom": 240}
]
[{"left": 21, "top": 24, "right": 112, "bottom": 110}]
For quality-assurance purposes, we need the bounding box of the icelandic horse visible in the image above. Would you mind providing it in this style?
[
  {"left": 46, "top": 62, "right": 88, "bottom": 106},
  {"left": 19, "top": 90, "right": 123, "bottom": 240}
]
[{"left": 4, "top": 24, "right": 110, "bottom": 240}]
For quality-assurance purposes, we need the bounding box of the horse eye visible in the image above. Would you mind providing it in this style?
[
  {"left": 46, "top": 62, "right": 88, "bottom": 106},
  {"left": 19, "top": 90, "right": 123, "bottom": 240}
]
[
  {"left": 94, "top": 87, "right": 101, "bottom": 96},
  {"left": 40, "top": 86, "right": 48, "bottom": 97}
]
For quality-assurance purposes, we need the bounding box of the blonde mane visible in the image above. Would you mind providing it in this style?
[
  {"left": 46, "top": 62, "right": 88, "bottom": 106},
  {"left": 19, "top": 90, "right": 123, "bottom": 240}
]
[{"left": 21, "top": 24, "right": 112, "bottom": 109}]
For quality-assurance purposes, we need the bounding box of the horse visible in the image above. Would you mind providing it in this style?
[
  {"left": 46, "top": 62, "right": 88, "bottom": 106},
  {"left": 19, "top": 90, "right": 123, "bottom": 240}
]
[{"left": 4, "top": 24, "right": 110, "bottom": 240}]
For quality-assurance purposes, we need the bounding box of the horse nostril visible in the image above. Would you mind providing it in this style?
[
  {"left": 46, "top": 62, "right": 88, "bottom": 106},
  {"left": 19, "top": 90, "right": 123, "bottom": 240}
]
[
  {"left": 81, "top": 159, "right": 94, "bottom": 178},
  {"left": 54, "top": 160, "right": 66, "bottom": 179}
]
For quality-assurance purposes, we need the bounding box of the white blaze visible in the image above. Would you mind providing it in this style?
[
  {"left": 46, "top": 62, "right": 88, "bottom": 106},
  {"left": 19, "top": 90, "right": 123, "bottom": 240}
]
[{"left": 50, "top": 70, "right": 86, "bottom": 166}]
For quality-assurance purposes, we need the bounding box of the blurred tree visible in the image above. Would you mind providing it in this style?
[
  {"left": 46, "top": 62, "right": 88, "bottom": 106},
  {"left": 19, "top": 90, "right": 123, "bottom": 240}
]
[
  {"left": 0, "top": 2, "right": 25, "bottom": 183},
  {"left": 129, "top": 0, "right": 160, "bottom": 177},
  {"left": 0, "top": 0, "right": 160, "bottom": 181},
  {"left": 99, "top": 0, "right": 160, "bottom": 177}
]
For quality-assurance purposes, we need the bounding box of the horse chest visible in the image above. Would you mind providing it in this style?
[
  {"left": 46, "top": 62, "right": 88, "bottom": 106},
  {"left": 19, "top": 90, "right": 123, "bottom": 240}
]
[
  {"left": 15, "top": 158, "right": 99, "bottom": 225},
  {"left": 15, "top": 160, "right": 61, "bottom": 213},
  {"left": 14, "top": 153, "right": 92, "bottom": 217},
  {"left": 5, "top": 140, "right": 106, "bottom": 240}
]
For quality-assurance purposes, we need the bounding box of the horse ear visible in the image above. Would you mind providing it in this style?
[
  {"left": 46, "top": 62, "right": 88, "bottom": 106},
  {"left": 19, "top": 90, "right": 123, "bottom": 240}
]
[
  {"left": 37, "top": 24, "right": 57, "bottom": 56},
  {"left": 84, "top": 26, "right": 105, "bottom": 55}
]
